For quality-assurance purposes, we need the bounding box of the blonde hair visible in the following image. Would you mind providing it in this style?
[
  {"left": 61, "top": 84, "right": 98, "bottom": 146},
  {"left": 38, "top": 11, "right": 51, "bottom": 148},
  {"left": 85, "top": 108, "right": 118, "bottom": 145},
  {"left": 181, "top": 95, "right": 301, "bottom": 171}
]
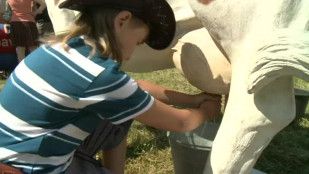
[
  {"left": 50, "top": 8, "right": 123, "bottom": 63},
  {"left": 49, "top": 7, "right": 147, "bottom": 65}
]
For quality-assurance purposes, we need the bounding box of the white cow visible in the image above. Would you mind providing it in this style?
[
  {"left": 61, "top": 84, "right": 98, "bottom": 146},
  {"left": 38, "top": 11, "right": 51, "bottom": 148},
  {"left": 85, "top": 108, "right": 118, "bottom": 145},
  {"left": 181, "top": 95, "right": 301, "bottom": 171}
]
[
  {"left": 122, "top": 0, "right": 309, "bottom": 173},
  {"left": 188, "top": 1, "right": 309, "bottom": 173}
]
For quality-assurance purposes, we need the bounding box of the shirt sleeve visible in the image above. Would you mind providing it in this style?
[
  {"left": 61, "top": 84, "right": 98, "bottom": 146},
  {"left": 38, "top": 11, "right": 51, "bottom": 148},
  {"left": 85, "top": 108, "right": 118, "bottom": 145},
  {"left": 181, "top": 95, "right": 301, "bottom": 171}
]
[{"left": 82, "top": 65, "right": 154, "bottom": 124}]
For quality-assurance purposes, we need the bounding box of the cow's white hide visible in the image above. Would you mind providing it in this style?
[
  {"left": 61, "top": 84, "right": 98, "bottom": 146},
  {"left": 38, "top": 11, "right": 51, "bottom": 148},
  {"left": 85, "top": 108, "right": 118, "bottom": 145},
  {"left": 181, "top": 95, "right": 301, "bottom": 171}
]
[{"left": 186, "top": 0, "right": 309, "bottom": 173}]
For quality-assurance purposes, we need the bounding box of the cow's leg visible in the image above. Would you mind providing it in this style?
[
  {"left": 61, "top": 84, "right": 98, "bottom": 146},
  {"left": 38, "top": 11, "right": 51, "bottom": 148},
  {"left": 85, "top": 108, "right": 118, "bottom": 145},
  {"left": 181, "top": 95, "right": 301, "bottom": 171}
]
[{"left": 204, "top": 69, "right": 295, "bottom": 173}]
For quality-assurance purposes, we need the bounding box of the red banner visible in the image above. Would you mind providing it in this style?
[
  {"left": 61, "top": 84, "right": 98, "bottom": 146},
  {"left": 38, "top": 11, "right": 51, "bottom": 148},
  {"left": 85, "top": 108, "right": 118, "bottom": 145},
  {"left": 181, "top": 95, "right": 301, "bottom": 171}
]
[{"left": 0, "top": 28, "right": 16, "bottom": 54}]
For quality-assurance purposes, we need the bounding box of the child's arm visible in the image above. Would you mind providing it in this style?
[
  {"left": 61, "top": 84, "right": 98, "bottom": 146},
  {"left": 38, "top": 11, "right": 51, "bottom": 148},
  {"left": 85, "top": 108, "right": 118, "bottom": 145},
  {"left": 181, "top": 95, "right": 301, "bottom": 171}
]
[
  {"left": 135, "top": 98, "right": 220, "bottom": 133},
  {"left": 135, "top": 80, "right": 221, "bottom": 133},
  {"left": 137, "top": 80, "right": 220, "bottom": 108}
]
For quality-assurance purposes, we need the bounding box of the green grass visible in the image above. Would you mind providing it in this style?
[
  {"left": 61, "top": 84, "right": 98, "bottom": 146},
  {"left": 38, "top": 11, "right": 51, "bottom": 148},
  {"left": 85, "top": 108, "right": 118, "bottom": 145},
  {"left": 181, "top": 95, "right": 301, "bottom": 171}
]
[{"left": 1, "top": 69, "right": 308, "bottom": 174}]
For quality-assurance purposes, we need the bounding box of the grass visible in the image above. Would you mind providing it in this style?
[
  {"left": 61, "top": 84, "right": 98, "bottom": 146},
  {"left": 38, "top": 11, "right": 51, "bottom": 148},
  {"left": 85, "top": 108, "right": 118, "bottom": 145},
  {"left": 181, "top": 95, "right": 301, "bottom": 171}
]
[{"left": 1, "top": 69, "right": 308, "bottom": 174}]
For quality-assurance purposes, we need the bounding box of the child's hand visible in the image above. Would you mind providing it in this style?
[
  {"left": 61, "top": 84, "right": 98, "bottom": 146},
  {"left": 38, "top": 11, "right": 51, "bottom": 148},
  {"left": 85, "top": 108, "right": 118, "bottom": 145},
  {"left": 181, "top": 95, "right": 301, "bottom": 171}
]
[
  {"left": 198, "top": 97, "right": 222, "bottom": 121},
  {"left": 191, "top": 92, "right": 221, "bottom": 108}
]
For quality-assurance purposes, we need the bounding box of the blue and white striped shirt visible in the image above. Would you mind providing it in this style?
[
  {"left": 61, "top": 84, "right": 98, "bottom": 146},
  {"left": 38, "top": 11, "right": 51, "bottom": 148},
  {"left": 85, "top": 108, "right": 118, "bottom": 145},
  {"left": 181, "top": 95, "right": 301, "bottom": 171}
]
[{"left": 0, "top": 37, "right": 154, "bottom": 173}]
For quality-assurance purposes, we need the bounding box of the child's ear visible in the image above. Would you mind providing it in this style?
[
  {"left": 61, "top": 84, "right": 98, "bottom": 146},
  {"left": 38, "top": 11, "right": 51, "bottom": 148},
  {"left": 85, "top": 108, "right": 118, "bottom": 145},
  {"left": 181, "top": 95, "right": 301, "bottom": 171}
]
[{"left": 114, "top": 11, "right": 132, "bottom": 30}]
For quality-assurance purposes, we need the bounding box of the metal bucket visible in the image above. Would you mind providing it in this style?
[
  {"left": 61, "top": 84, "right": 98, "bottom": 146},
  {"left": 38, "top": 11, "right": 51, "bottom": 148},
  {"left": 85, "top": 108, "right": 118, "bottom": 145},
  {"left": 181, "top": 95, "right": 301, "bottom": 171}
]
[
  {"left": 168, "top": 122, "right": 219, "bottom": 174},
  {"left": 294, "top": 88, "right": 309, "bottom": 118},
  {"left": 168, "top": 122, "right": 267, "bottom": 174}
]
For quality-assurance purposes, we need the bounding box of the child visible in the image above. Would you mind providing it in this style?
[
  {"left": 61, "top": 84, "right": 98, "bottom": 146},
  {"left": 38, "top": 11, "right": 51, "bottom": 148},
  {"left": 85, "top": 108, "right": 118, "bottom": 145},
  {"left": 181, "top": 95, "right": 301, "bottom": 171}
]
[{"left": 0, "top": 0, "right": 222, "bottom": 173}]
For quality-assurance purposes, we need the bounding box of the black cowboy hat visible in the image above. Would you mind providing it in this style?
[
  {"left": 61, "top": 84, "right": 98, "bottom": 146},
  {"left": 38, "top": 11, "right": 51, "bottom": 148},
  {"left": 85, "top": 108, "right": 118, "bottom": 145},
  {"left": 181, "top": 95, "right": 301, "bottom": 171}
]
[{"left": 59, "top": 0, "right": 176, "bottom": 50}]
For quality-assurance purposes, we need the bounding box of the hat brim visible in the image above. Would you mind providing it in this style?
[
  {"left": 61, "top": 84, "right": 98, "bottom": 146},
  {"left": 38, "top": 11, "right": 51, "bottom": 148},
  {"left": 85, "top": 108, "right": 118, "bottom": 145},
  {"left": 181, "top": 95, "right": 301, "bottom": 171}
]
[
  {"left": 59, "top": 0, "right": 176, "bottom": 50},
  {"left": 143, "top": 0, "right": 176, "bottom": 50}
]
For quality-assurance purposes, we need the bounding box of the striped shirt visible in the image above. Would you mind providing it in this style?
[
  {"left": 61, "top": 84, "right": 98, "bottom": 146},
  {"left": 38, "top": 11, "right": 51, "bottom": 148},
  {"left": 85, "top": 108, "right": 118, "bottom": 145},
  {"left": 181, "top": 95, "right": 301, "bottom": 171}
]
[{"left": 0, "top": 37, "right": 154, "bottom": 173}]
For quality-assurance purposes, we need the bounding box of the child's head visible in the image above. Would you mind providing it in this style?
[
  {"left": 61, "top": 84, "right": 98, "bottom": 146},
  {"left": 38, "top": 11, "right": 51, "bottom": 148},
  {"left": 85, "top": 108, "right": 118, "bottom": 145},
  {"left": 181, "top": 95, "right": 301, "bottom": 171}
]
[{"left": 59, "top": 0, "right": 176, "bottom": 64}]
